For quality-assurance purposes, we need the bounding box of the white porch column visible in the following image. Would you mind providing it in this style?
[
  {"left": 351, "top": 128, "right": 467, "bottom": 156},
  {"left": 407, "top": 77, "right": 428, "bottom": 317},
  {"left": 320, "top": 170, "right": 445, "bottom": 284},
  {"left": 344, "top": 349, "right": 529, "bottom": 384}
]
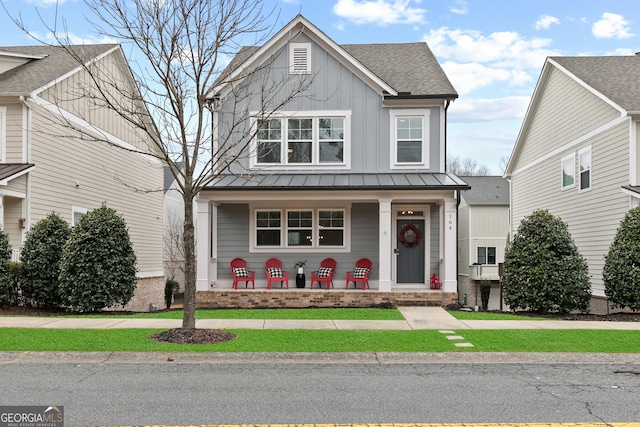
[
  {"left": 442, "top": 198, "right": 458, "bottom": 292},
  {"left": 196, "top": 200, "right": 212, "bottom": 291},
  {"left": 378, "top": 198, "right": 393, "bottom": 291}
]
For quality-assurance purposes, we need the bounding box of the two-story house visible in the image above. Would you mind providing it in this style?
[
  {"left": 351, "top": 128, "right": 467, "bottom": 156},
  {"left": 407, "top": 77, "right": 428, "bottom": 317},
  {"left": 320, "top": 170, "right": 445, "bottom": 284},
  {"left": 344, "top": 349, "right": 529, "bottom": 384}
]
[
  {"left": 505, "top": 54, "right": 640, "bottom": 314},
  {"left": 457, "top": 176, "right": 510, "bottom": 310},
  {"left": 0, "top": 44, "right": 164, "bottom": 311},
  {"left": 194, "top": 15, "right": 466, "bottom": 304}
]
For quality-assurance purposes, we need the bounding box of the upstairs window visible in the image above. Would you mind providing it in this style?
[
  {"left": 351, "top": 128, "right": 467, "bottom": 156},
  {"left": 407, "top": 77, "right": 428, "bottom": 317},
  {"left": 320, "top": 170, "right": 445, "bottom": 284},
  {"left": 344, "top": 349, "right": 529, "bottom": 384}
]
[
  {"left": 390, "top": 109, "right": 430, "bottom": 168},
  {"left": 289, "top": 43, "right": 311, "bottom": 74},
  {"left": 578, "top": 147, "right": 591, "bottom": 190},
  {"left": 561, "top": 153, "right": 575, "bottom": 189},
  {"left": 254, "top": 112, "right": 349, "bottom": 168}
]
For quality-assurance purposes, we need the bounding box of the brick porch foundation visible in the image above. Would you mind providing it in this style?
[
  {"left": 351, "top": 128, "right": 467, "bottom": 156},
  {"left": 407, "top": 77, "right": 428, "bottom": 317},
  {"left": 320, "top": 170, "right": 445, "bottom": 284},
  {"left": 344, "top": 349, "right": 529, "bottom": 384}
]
[{"left": 196, "top": 289, "right": 458, "bottom": 309}]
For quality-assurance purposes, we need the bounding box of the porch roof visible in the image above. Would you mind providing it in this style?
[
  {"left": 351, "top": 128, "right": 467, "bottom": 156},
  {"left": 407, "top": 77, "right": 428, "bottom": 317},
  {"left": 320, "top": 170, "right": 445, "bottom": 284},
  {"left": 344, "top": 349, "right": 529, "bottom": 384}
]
[
  {"left": 205, "top": 173, "right": 469, "bottom": 191},
  {"left": 0, "top": 163, "right": 34, "bottom": 183}
]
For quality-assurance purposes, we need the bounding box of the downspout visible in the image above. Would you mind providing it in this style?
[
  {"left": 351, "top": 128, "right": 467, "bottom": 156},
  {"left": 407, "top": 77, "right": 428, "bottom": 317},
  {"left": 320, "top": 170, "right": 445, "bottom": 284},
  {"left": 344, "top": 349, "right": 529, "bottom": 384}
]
[
  {"left": 444, "top": 97, "right": 462, "bottom": 303},
  {"left": 19, "top": 96, "right": 31, "bottom": 242}
]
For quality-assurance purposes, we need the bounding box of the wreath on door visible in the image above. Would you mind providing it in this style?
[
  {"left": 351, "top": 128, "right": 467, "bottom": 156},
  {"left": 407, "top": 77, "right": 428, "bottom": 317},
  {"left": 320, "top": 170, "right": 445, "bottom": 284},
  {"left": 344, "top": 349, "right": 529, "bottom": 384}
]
[{"left": 399, "top": 224, "right": 421, "bottom": 248}]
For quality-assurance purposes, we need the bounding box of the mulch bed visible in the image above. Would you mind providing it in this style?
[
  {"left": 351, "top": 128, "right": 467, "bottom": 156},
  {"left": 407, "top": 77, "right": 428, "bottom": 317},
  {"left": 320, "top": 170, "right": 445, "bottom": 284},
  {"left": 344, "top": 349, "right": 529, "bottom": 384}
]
[{"left": 149, "top": 328, "right": 237, "bottom": 344}]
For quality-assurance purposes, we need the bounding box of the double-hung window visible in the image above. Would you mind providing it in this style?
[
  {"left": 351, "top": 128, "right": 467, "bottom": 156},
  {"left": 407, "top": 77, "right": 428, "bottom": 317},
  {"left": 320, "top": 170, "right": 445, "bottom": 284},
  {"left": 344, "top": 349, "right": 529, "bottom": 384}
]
[
  {"left": 254, "top": 208, "right": 345, "bottom": 249},
  {"left": 561, "top": 153, "right": 575, "bottom": 189},
  {"left": 390, "top": 109, "right": 430, "bottom": 168},
  {"left": 254, "top": 111, "right": 349, "bottom": 168},
  {"left": 477, "top": 247, "right": 496, "bottom": 265},
  {"left": 578, "top": 147, "right": 591, "bottom": 190}
]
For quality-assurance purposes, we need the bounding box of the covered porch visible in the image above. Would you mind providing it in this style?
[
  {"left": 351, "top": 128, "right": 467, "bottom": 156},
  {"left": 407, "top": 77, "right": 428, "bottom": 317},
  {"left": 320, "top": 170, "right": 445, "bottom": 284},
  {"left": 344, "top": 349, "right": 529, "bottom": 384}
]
[{"left": 196, "top": 173, "right": 468, "bottom": 296}]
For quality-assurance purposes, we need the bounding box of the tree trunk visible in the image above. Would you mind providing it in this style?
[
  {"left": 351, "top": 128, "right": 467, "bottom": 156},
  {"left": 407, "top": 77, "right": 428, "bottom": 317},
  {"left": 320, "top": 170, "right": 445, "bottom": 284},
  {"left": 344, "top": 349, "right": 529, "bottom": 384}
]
[{"left": 182, "top": 193, "right": 196, "bottom": 329}]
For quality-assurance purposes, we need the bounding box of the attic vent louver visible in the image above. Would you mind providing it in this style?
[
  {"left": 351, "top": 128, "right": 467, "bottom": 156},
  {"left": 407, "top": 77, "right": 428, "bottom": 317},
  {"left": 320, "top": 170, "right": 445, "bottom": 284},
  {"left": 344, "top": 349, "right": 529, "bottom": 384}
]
[{"left": 289, "top": 43, "right": 311, "bottom": 74}]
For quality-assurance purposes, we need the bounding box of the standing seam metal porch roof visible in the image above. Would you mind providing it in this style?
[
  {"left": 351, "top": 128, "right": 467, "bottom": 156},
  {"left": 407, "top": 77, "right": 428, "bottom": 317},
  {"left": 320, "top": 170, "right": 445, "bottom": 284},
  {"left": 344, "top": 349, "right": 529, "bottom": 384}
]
[{"left": 205, "top": 173, "right": 469, "bottom": 191}]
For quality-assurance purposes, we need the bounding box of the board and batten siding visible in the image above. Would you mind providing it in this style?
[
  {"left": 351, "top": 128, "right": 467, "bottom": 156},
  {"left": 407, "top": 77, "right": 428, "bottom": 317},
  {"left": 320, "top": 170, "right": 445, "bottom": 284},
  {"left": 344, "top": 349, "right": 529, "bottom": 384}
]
[
  {"left": 511, "top": 119, "right": 631, "bottom": 295},
  {"left": 516, "top": 66, "right": 619, "bottom": 167},
  {"left": 28, "top": 103, "right": 164, "bottom": 275},
  {"left": 214, "top": 202, "right": 380, "bottom": 286},
  {"left": 218, "top": 34, "right": 442, "bottom": 174}
]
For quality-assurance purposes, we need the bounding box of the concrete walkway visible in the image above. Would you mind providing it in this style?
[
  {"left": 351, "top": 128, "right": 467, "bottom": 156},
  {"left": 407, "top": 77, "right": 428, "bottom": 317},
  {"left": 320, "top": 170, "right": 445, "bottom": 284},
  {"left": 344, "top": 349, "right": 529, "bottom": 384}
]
[{"left": 0, "top": 307, "right": 639, "bottom": 330}]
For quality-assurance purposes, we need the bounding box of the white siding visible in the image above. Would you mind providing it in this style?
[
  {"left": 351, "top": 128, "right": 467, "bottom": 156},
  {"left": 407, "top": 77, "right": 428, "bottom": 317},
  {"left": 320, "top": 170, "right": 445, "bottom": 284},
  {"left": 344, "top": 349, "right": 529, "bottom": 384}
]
[{"left": 516, "top": 67, "right": 619, "bottom": 167}]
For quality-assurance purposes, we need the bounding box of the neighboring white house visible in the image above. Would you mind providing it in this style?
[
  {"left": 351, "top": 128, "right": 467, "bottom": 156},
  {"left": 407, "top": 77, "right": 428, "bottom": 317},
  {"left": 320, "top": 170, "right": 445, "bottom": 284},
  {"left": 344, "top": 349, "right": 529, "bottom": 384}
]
[
  {"left": 505, "top": 54, "right": 640, "bottom": 314},
  {"left": 457, "top": 176, "right": 510, "bottom": 310},
  {"left": 195, "top": 14, "right": 468, "bottom": 301},
  {"left": 0, "top": 44, "right": 165, "bottom": 310}
]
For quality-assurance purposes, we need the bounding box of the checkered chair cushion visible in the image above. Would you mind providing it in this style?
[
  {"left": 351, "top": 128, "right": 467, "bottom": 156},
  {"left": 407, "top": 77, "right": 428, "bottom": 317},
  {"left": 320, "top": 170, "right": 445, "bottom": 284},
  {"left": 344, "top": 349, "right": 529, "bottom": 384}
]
[
  {"left": 233, "top": 267, "right": 249, "bottom": 278},
  {"left": 353, "top": 267, "right": 369, "bottom": 279},
  {"left": 267, "top": 267, "right": 284, "bottom": 277},
  {"left": 317, "top": 267, "right": 333, "bottom": 278}
]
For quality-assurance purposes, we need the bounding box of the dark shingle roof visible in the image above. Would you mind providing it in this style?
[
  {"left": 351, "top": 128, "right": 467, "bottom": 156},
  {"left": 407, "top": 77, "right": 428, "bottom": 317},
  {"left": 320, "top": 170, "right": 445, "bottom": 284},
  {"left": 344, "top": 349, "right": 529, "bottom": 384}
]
[
  {"left": 551, "top": 55, "right": 640, "bottom": 112},
  {"left": 459, "top": 176, "right": 509, "bottom": 205},
  {"left": 206, "top": 173, "right": 469, "bottom": 191},
  {"left": 214, "top": 40, "right": 457, "bottom": 98},
  {"left": 342, "top": 43, "right": 456, "bottom": 97},
  {"left": 0, "top": 44, "right": 118, "bottom": 96},
  {"left": 0, "top": 163, "right": 34, "bottom": 182}
]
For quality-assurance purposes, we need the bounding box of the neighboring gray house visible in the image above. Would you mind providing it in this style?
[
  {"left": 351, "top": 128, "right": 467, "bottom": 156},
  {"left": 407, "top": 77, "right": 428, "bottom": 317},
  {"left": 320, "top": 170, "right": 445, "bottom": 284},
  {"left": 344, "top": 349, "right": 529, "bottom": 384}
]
[
  {"left": 456, "top": 176, "right": 510, "bottom": 310},
  {"left": 0, "top": 45, "right": 165, "bottom": 310},
  {"left": 195, "top": 15, "right": 467, "bottom": 296},
  {"left": 505, "top": 54, "right": 640, "bottom": 313}
]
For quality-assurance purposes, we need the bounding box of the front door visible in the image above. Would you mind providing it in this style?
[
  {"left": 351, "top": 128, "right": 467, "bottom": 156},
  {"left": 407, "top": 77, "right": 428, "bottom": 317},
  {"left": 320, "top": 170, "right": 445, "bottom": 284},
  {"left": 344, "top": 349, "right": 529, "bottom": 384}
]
[{"left": 396, "top": 219, "right": 425, "bottom": 283}]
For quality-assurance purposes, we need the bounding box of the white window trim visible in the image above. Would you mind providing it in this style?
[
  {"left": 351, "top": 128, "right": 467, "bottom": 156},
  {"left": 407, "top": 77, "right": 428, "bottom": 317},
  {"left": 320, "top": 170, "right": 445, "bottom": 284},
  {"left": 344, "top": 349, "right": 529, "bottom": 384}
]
[
  {"left": 0, "top": 107, "right": 6, "bottom": 162},
  {"left": 289, "top": 43, "right": 311, "bottom": 75},
  {"left": 250, "top": 206, "right": 350, "bottom": 253},
  {"left": 389, "top": 109, "right": 430, "bottom": 169},
  {"left": 561, "top": 153, "right": 575, "bottom": 190},
  {"left": 71, "top": 206, "right": 88, "bottom": 225},
  {"left": 250, "top": 110, "right": 351, "bottom": 170},
  {"left": 578, "top": 146, "right": 592, "bottom": 192},
  {"left": 477, "top": 246, "right": 497, "bottom": 265}
]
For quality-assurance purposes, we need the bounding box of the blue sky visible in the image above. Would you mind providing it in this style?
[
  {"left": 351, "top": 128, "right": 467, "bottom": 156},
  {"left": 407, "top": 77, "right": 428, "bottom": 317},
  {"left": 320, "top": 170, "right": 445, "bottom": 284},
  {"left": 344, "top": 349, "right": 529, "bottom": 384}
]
[{"left": 1, "top": 0, "right": 639, "bottom": 174}]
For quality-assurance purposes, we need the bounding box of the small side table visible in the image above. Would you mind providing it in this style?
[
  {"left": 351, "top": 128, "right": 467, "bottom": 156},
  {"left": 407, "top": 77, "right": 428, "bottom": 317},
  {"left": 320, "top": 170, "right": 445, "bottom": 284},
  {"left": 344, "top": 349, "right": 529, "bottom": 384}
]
[{"left": 296, "top": 273, "right": 305, "bottom": 288}]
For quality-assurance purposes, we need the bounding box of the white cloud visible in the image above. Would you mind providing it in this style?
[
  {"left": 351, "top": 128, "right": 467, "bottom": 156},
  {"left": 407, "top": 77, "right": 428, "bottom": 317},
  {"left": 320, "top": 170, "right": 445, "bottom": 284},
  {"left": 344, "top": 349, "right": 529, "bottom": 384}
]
[
  {"left": 23, "top": 0, "right": 65, "bottom": 6},
  {"left": 332, "top": 0, "right": 426, "bottom": 26},
  {"left": 449, "top": 0, "right": 468, "bottom": 15},
  {"left": 424, "top": 27, "right": 560, "bottom": 94},
  {"left": 37, "top": 31, "right": 118, "bottom": 45},
  {"left": 448, "top": 96, "right": 531, "bottom": 122},
  {"left": 592, "top": 12, "right": 633, "bottom": 39},
  {"left": 535, "top": 15, "right": 559, "bottom": 30}
]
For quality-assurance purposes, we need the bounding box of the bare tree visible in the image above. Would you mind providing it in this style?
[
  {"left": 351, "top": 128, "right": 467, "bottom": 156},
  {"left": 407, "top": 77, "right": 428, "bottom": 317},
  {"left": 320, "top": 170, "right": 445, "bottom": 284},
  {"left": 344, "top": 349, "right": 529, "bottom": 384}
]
[
  {"left": 8, "top": 0, "right": 311, "bottom": 328},
  {"left": 447, "top": 155, "right": 489, "bottom": 176}
]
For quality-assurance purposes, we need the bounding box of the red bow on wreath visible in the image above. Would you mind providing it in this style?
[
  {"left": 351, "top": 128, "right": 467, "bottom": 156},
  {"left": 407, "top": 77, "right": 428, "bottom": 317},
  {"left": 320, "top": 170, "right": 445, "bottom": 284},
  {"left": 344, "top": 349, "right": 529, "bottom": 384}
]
[{"left": 399, "top": 224, "right": 421, "bottom": 248}]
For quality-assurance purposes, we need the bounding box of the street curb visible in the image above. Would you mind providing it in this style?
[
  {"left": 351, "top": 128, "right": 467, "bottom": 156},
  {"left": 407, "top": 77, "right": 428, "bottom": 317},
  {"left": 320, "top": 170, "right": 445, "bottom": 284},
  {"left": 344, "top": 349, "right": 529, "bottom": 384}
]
[{"left": 2, "top": 351, "right": 640, "bottom": 364}]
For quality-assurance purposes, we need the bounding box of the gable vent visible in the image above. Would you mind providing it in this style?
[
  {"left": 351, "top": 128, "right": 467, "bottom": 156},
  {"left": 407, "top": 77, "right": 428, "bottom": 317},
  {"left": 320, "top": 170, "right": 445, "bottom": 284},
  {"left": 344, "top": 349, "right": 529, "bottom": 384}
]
[{"left": 289, "top": 43, "right": 311, "bottom": 74}]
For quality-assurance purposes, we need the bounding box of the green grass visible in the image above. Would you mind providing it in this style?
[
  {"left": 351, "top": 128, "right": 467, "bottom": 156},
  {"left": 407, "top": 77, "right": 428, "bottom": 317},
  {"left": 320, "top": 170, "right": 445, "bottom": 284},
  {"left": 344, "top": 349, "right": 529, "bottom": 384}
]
[
  {"left": 1, "top": 328, "right": 640, "bottom": 352},
  {"left": 448, "top": 310, "right": 549, "bottom": 321},
  {"left": 37, "top": 308, "right": 405, "bottom": 320}
]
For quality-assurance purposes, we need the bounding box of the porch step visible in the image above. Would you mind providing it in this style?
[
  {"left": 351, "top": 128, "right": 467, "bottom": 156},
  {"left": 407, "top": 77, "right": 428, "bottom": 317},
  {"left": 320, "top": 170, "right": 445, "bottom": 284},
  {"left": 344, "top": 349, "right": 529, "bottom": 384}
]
[{"left": 394, "top": 298, "right": 442, "bottom": 307}]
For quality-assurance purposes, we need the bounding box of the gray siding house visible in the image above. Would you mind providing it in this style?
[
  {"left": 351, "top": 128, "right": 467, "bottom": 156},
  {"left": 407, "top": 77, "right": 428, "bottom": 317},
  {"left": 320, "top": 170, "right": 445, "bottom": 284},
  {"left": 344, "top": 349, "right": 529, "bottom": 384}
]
[
  {"left": 196, "top": 15, "right": 467, "bottom": 295},
  {"left": 505, "top": 55, "right": 640, "bottom": 313}
]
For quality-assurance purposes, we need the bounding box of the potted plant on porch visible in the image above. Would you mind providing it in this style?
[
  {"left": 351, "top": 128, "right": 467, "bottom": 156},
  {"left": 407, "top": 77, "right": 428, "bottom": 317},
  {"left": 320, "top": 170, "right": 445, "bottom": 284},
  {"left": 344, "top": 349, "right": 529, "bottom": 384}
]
[{"left": 295, "top": 260, "right": 307, "bottom": 288}]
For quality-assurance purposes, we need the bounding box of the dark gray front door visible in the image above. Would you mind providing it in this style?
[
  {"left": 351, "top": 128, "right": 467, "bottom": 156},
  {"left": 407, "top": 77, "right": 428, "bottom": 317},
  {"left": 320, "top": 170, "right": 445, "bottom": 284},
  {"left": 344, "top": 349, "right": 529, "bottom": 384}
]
[{"left": 396, "top": 219, "right": 425, "bottom": 283}]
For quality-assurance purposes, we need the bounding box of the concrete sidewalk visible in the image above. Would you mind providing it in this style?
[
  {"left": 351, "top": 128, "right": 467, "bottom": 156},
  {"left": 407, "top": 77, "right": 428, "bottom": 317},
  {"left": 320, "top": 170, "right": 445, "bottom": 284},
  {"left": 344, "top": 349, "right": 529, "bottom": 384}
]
[{"left": 0, "top": 306, "right": 639, "bottom": 330}]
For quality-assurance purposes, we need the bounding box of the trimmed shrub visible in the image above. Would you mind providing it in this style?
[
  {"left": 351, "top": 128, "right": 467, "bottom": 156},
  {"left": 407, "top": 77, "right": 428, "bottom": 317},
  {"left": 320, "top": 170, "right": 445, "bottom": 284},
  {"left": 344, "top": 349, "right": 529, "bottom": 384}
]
[
  {"left": 603, "top": 205, "right": 640, "bottom": 311},
  {"left": 20, "top": 213, "right": 71, "bottom": 308},
  {"left": 59, "top": 204, "right": 137, "bottom": 312},
  {"left": 0, "top": 227, "right": 12, "bottom": 305},
  {"left": 503, "top": 209, "right": 591, "bottom": 313}
]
